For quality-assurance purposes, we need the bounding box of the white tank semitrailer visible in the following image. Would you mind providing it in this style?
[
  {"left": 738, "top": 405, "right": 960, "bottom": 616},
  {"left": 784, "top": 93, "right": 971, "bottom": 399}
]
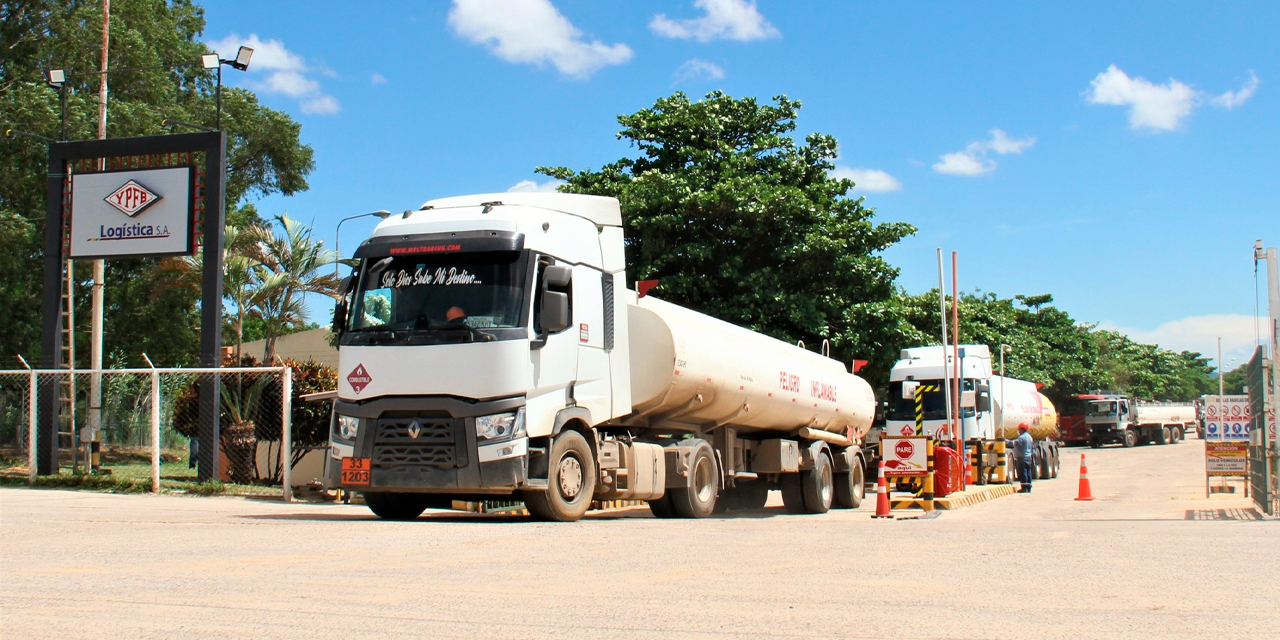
[
  {"left": 626, "top": 296, "right": 875, "bottom": 438},
  {"left": 989, "top": 375, "right": 1060, "bottom": 441},
  {"left": 1135, "top": 404, "right": 1196, "bottom": 427}
]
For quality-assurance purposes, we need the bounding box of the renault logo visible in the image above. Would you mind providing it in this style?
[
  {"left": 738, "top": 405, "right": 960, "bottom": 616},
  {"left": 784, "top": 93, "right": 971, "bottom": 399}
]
[{"left": 407, "top": 420, "right": 421, "bottom": 439}]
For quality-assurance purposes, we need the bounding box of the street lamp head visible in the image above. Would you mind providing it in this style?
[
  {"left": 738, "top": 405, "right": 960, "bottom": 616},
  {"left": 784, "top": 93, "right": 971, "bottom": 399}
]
[
  {"left": 232, "top": 46, "right": 254, "bottom": 71},
  {"left": 371, "top": 210, "right": 391, "bottom": 219},
  {"left": 44, "top": 68, "right": 65, "bottom": 88},
  {"left": 201, "top": 53, "right": 220, "bottom": 69}
]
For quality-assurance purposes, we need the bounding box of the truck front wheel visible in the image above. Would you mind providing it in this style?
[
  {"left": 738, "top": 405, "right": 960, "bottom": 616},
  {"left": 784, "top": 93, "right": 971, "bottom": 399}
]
[
  {"left": 1122, "top": 429, "right": 1137, "bottom": 448},
  {"left": 523, "top": 430, "right": 596, "bottom": 522},
  {"left": 669, "top": 440, "right": 719, "bottom": 518}
]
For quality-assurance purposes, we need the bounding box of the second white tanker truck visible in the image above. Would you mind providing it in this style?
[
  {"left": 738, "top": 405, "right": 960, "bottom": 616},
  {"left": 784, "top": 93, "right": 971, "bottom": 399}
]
[
  {"left": 325, "top": 192, "right": 877, "bottom": 521},
  {"left": 886, "top": 345, "right": 1063, "bottom": 482}
]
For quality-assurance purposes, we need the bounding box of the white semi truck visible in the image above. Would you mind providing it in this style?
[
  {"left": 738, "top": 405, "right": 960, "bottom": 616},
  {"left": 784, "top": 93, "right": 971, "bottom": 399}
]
[
  {"left": 326, "top": 192, "right": 877, "bottom": 522},
  {"left": 886, "top": 345, "right": 1062, "bottom": 481},
  {"left": 1085, "top": 395, "right": 1195, "bottom": 447}
]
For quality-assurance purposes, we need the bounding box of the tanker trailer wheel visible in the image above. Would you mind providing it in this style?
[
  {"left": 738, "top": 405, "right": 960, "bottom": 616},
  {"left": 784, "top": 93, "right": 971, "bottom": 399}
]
[
  {"left": 1122, "top": 429, "right": 1137, "bottom": 448},
  {"left": 1173, "top": 426, "right": 1184, "bottom": 443},
  {"left": 522, "top": 430, "right": 596, "bottom": 522},
  {"left": 1155, "top": 427, "right": 1168, "bottom": 445},
  {"left": 669, "top": 440, "right": 719, "bottom": 518},
  {"left": 364, "top": 492, "right": 432, "bottom": 521},
  {"left": 800, "top": 450, "right": 835, "bottom": 514},
  {"left": 833, "top": 455, "right": 865, "bottom": 509}
]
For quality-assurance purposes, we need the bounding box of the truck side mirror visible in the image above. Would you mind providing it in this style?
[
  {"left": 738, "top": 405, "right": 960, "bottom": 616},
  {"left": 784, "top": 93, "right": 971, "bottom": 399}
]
[
  {"left": 901, "top": 380, "right": 919, "bottom": 400},
  {"left": 540, "top": 291, "right": 570, "bottom": 332},
  {"left": 543, "top": 265, "right": 572, "bottom": 288},
  {"left": 339, "top": 275, "right": 353, "bottom": 294},
  {"left": 332, "top": 302, "right": 347, "bottom": 335},
  {"left": 975, "top": 383, "right": 991, "bottom": 412}
]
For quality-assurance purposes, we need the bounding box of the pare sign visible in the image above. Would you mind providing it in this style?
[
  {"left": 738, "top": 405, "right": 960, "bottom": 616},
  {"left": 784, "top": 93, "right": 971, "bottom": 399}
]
[{"left": 881, "top": 436, "right": 928, "bottom": 477}]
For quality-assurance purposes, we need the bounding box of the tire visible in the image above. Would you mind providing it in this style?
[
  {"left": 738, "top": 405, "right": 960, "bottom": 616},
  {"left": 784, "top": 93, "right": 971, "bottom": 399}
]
[
  {"left": 364, "top": 492, "right": 432, "bottom": 521},
  {"left": 1051, "top": 447, "right": 1061, "bottom": 478},
  {"left": 647, "top": 492, "right": 677, "bottom": 518},
  {"left": 780, "top": 474, "right": 806, "bottom": 514},
  {"left": 1173, "top": 427, "right": 1184, "bottom": 443},
  {"left": 833, "top": 455, "right": 865, "bottom": 509},
  {"left": 1122, "top": 429, "right": 1137, "bottom": 448},
  {"left": 1155, "top": 427, "right": 1168, "bottom": 445},
  {"left": 1089, "top": 438, "right": 1102, "bottom": 449},
  {"left": 522, "top": 430, "right": 596, "bottom": 522},
  {"left": 669, "top": 440, "right": 719, "bottom": 519},
  {"left": 799, "top": 450, "right": 835, "bottom": 514}
]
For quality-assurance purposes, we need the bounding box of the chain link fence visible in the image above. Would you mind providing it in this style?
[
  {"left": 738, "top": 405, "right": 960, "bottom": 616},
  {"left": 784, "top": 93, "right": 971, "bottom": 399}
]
[{"left": 0, "top": 366, "right": 314, "bottom": 498}]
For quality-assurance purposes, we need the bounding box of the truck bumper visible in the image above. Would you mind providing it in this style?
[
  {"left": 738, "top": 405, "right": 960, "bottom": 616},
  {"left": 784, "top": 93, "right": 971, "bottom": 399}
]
[
  {"left": 1089, "top": 427, "right": 1122, "bottom": 444},
  {"left": 326, "top": 395, "right": 529, "bottom": 494}
]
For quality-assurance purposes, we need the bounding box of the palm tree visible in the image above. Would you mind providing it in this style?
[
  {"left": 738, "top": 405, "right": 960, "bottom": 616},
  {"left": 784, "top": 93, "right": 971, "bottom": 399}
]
[
  {"left": 250, "top": 213, "right": 340, "bottom": 362},
  {"left": 154, "top": 224, "right": 266, "bottom": 361}
]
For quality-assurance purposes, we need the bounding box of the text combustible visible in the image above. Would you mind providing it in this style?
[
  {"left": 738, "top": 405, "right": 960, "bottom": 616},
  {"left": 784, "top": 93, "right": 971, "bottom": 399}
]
[{"left": 778, "top": 371, "right": 838, "bottom": 402}]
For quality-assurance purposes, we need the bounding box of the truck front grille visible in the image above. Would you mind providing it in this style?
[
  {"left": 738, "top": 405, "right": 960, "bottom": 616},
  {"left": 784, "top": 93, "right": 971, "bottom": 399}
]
[{"left": 372, "top": 417, "right": 462, "bottom": 469}]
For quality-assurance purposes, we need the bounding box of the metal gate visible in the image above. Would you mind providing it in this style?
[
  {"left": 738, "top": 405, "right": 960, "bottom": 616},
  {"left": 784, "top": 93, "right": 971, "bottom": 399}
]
[{"left": 1247, "top": 346, "right": 1277, "bottom": 515}]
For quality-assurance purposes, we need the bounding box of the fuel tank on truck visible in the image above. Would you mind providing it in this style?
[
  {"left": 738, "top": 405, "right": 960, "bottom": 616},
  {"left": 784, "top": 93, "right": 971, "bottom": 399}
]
[
  {"left": 1135, "top": 404, "right": 1196, "bottom": 426},
  {"left": 990, "top": 377, "right": 1058, "bottom": 440},
  {"left": 625, "top": 296, "right": 875, "bottom": 437}
]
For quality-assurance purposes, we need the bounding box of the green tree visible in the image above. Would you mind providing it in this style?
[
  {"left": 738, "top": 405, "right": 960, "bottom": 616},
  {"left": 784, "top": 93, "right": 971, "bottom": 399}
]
[
  {"left": 538, "top": 92, "right": 915, "bottom": 384},
  {"left": 0, "top": 0, "right": 315, "bottom": 366},
  {"left": 250, "top": 213, "right": 339, "bottom": 362}
]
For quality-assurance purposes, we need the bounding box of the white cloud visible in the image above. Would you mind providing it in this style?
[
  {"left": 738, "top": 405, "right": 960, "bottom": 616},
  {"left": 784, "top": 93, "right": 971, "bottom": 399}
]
[
  {"left": 932, "top": 129, "right": 1035, "bottom": 177},
  {"left": 508, "top": 179, "right": 565, "bottom": 193},
  {"left": 301, "top": 95, "right": 340, "bottom": 115},
  {"left": 830, "top": 166, "right": 902, "bottom": 193},
  {"left": 208, "top": 33, "right": 340, "bottom": 115},
  {"left": 1098, "top": 314, "right": 1262, "bottom": 372},
  {"left": 1211, "top": 71, "right": 1260, "bottom": 109},
  {"left": 448, "top": 0, "right": 633, "bottom": 79},
  {"left": 370, "top": 72, "right": 387, "bottom": 86},
  {"left": 674, "top": 58, "right": 725, "bottom": 83},
  {"left": 1085, "top": 65, "right": 1197, "bottom": 131},
  {"left": 651, "top": 0, "right": 779, "bottom": 42}
]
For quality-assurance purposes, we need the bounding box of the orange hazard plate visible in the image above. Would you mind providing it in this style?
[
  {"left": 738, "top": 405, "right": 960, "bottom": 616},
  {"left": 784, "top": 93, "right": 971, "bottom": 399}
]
[{"left": 340, "top": 457, "right": 371, "bottom": 485}]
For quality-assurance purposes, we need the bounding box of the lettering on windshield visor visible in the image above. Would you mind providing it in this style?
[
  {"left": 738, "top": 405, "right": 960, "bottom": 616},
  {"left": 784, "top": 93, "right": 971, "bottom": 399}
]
[
  {"left": 380, "top": 266, "right": 484, "bottom": 288},
  {"left": 389, "top": 244, "right": 461, "bottom": 255}
]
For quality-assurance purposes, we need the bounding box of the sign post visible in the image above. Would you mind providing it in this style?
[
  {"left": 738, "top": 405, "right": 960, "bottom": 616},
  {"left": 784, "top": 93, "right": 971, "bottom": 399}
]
[{"left": 39, "top": 132, "right": 226, "bottom": 481}]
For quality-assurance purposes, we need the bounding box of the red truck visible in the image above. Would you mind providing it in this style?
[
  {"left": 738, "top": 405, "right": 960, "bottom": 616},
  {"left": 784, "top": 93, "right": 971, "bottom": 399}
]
[{"left": 1058, "top": 393, "right": 1112, "bottom": 446}]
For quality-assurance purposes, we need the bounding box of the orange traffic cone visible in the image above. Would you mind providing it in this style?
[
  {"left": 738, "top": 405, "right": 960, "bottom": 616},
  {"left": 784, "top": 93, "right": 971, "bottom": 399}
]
[
  {"left": 1075, "top": 453, "right": 1095, "bottom": 501},
  {"left": 872, "top": 460, "right": 893, "bottom": 518}
]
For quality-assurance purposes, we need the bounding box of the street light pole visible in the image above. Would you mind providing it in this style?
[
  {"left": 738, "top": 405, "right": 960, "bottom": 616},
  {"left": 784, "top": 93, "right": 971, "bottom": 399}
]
[
  {"left": 335, "top": 210, "right": 392, "bottom": 276},
  {"left": 999, "top": 344, "right": 1011, "bottom": 427}
]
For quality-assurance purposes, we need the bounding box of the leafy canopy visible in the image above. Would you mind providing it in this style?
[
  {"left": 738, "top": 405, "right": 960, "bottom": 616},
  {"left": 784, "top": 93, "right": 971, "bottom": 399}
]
[{"left": 539, "top": 91, "right": 915, "bottom": 379}]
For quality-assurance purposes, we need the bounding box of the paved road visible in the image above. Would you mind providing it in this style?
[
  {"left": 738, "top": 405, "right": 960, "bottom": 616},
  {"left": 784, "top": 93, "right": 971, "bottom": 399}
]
[{"left": 2, "top": 438, "right": 1275, "bottom": 639}]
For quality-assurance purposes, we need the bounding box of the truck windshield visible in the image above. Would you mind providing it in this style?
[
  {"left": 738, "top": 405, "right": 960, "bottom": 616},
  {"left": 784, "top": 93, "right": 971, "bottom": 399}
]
[
  {"left": 887, "top": 380, "right": 970, "bottom": 421},
  {"left": 342, "top": 251, "right": 529, "bottom": 345},
  {"left": 1088, "top": 401, "right": 1117, "bottom": 417}
]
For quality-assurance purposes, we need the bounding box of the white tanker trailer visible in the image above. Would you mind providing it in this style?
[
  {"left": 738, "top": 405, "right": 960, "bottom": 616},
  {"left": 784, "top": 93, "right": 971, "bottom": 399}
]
[{"left": 326, "top": 192, "right": 876, "bottom": 521}]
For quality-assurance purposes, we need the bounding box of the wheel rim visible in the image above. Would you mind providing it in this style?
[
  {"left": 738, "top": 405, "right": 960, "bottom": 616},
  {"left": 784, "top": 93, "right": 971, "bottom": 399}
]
[
  {"left": 692, "top": 455, "right": 715, "bottom": 503},
  {"left": 557, "top": 454, "right": 584, "bottom": 500},
  {"left": 819, "top": 463, "right": 833, "bottom": 505},
  {"left": 853, "top": 465, "right": 865, "bottom": 499}
]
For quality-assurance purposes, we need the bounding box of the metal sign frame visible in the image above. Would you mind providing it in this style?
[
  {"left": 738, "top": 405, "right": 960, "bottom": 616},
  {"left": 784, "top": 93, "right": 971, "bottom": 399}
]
[{"left": 39, "top": 132, "right": 227, "bottom": 482}]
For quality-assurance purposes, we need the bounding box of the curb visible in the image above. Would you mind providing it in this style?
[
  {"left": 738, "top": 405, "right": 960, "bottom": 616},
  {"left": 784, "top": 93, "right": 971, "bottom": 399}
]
[{"left": 889, "top": 483, "right": 1017, "bottom": 510}]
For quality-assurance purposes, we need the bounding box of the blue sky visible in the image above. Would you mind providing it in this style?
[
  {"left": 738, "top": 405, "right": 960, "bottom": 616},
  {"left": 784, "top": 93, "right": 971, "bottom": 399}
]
[{"left": 200, "top": 1, "right": 1278, "bottom": 370}]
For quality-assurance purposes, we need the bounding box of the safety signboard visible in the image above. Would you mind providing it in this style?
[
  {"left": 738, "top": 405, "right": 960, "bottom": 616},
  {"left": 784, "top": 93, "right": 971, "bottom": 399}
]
[
  {"left": 1204, "top": 396, "right": 1251, "bottom": 441},
  {"left": 1205, "top": 442, "right": 1248, "bottom": 477},
  {"left": 881, "top": 436, "right": 928, "bottom": 477}
]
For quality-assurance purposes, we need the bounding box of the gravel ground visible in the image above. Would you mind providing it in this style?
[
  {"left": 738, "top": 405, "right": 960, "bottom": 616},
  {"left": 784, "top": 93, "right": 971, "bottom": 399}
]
[{"left": 2, "top": 436, "right": 1274, "bottom": 640}]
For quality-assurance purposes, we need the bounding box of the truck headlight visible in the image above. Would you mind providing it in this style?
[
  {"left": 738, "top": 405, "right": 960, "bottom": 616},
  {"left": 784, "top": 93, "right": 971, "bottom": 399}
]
[
  {"left": 475, "top": 408, "right": 525, "bottom": 441},
  {"left": 335, "top": 415, "right": 360, "bottom": 442}
]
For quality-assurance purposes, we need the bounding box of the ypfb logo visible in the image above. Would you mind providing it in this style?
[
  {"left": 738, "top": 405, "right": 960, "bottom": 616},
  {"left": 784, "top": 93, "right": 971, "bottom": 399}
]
[
  {"left": 347, "top": 364, "right": 373, "bottom": 394},
  {"left": 104, "top": 180, "right": 161, "bottom": 217}
]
